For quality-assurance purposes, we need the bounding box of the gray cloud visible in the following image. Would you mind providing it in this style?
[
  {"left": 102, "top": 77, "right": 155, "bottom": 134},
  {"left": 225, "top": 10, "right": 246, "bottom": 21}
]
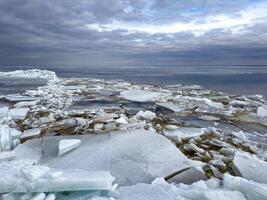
[{"left": 0, "top": 0, "right": 267, "bottom": 67}]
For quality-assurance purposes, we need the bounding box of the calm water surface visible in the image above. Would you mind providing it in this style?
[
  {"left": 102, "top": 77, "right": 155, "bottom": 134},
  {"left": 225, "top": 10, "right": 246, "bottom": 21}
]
[{"left": 0, "top": 66, "right": 266, "bottom": 97}]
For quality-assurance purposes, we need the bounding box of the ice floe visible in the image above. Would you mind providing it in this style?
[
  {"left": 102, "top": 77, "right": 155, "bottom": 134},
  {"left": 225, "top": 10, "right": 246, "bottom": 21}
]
[{"left": 120, "top": 89, "right": 170, "bottom": 102}]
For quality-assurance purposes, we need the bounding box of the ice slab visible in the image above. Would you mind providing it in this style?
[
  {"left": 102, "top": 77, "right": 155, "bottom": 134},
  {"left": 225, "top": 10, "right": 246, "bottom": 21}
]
[
  {"left": 232, "top": 151, "right": 267, "bottom": 184},
  {"left": 0, "top": 107, "right": 9, "bottom": 118},
  {"left": 16, "top": 130, "right": 197, "bottom": 186},
  {"left": 58, "top": 139, "right": 81, "bottom": 156},
  {"left": 0, "top": 163, "right": 114, "bottom": 193},
  {"left": 257, "top": 105, "right": 267, "bottom": 117},
  {"left": 8, "top": 108, "right": 29, "bottom": 120},
  {"left": 224, "top": 174, "right": 267, "bottom": 200},
  {"left": 115, "top": 177, "right": 246, "bottom": 200},
  {"left": 0, "top": 125, "right": 13, "bottom": 151},
  {"left": 120, "top": 89, "right": 170, "bottom": 102},
  {"left": 164, "top": 127, "right": 205, "bottom": 141},
  {"left": 156, "top": 102, "right": 187, "bottom": 112},
  {"left": 0, "top": 151, "right": 16, "bottom": 161},
  {"left": 20, "top": 128, "right": 41, "bottom": 140},
  {"left": 3, "top": 94, "right": 39, "bottom": 102},
  {"left": 14, "top": 100, "right": 38, "bottom": 108}
]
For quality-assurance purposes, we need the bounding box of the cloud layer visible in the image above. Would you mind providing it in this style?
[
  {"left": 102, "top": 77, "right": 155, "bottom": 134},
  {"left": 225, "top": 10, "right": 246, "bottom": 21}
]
[{"left": 0, "top": 0, "right": 267, "bottom": 67}]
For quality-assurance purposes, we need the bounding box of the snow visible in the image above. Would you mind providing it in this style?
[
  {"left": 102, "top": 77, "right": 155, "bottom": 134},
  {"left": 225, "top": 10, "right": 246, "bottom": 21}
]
[
  {"left": 16, "top": 130, "right": 199, "bottom": 186},
  {"left": 120, "top": 89, "right": 170, "bottom": 102},
  {"left": 58, "top": 139, "right": 82, "bottom": 156},
  {"left": 232, "top": 151, "right": 267, "bottom": 184},
  {"left": 20, "top": 128, "right": 41, "bottom": 139},
  {"left": 114, "top": 177, "right": 248, "bottom": 200}
]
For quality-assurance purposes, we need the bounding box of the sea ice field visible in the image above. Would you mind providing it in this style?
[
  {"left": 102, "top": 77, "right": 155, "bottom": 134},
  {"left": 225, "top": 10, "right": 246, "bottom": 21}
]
[{"left": 0, "top": 69, "right": 267, "bottom": 199}]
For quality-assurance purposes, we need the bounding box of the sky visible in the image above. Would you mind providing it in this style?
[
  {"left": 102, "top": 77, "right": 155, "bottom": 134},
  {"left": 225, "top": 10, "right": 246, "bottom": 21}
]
[{"left": 0, "top": 0, "right": 267, "bottom": 68}]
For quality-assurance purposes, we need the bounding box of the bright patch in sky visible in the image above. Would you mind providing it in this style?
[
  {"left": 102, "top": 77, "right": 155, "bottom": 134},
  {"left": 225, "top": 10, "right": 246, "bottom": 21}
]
[{"left": 87, "top": 2, "right": 267, "bottom": 36}]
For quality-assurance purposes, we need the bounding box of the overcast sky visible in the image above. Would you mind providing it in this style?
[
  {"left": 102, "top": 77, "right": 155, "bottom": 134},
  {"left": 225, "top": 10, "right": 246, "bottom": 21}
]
[{"left": 0, "top": 0, "right": 267, "bottom": 67}]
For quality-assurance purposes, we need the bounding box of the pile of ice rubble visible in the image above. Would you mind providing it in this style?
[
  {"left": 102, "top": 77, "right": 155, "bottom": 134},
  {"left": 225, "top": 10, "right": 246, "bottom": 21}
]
[{"left": 0, "top": 69, "right": 267, "bottom": 199}]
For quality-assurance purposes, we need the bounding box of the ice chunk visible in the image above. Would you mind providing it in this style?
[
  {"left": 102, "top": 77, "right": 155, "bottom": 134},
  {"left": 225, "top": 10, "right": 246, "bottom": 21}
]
[
  {"left": 10, "top": 128, "right": 22, "bottom": 139},
  {"left": 18, "top": 130, "right": 197, "bottom": 186},
  {"left": 8, "top": 108, "right": 29, "bottom": 120},
  {"left": 58, "top": 139, "right": 81, "bottom": 156},
  {"left": 0, "top": 125, "right": 13, "bottom": 151},
  {"left": 0, "top": 69, "right": 57, "bottom": 79},
  {"left": 203, "top": 191, "right": 246, "bottom": 200},
  {"left": 4, "top": 94, "right": 39, "bottom": 102},
  {"left": 0, "top": 151, "right": 16, "bottom": 161},
  {"left": 224, "top": 174, "right": 267, "bottom": 200},
  {"left": 120, "top": 89, "right": 170, "bottom": 102},
  {"left": 13, "top": 139, "right": 43, "bottom": 162},
  {"left": 135, "top": 110, "right": 156, "bottom": 120},
  {"left": 164, "top": 127, "right": 205, "bottom": 141},
  {"left": 115, "top": 117, "right": 128, "bottom": 125},
  {"left": 20, "top": 128, "right": 41, "bottom": 139},
  {"left": 156, "top": 102, "right": 187, "bottom": 112},
  {"left": 31, "top": 193, "right": 46, "bottom": 200},
  {"left": 257, "top": 105, "right": 267, "bottom": 117},
  {"left": 0, "top": 162, "right": 114, "bottom": 193},
  {"left": 167, "top": 166, "right": 207, "bottom": 185},
  {"left": 115, "top": 178, "right": 182, "bottom": 200},
  {"left": 0, "top": 107, "right": 9, "bottom": 119},
  {"left": 14, "top": 100, "right": 38, "bottom": 108},
  {"left": 165, "top": 125, "right": 178, "bottom": 130},
  {"left": 45, "top": 193, "right": 56, "bottom": 200},
  {"left": 21, "top": 165, "right": 51, "bottom": 181},
  {"left": 232, "top": 151, "right": 267, "bottom": 184}
]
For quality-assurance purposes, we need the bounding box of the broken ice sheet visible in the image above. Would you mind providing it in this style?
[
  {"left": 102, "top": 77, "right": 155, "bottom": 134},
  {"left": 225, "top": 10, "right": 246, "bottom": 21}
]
[
  {"left": 0, "top": 161, "right": 114, "bottom": 193},
  {"left": 15, "top": 129, "right": 202, "bottom": 186}
]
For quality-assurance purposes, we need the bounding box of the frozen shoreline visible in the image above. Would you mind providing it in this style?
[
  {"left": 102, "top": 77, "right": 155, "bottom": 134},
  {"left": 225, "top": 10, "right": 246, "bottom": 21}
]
[{"left": 0, "top": 69, "right": 267, "bottom": 199}]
